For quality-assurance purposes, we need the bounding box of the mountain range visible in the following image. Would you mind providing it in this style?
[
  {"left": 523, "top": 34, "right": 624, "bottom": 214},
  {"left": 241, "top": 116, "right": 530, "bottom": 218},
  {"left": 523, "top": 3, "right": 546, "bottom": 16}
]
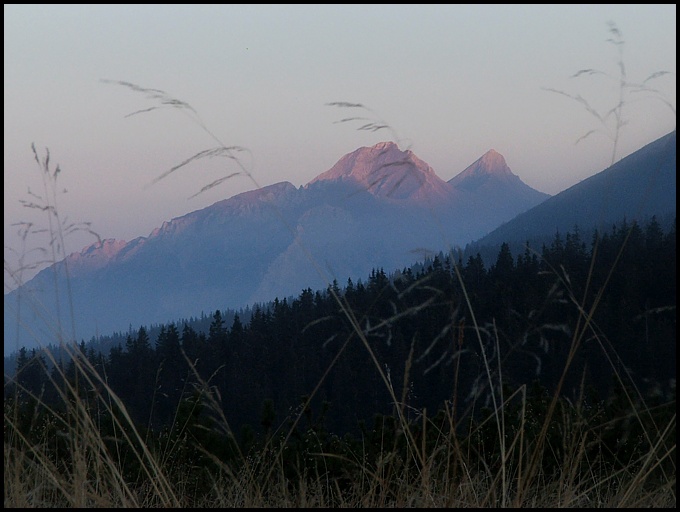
[{"left": 5, "top": 132, "right": 675, "bottom": 357}]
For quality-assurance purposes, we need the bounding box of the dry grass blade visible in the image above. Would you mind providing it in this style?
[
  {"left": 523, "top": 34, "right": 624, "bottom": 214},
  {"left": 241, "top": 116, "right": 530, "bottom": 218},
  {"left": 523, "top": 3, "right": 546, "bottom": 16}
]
[
  {"left": 543, "top": 21, "right": 675, "bottom": 166},
  {"left": 103, "top": 80, "right": 254, "bottom": 200}
]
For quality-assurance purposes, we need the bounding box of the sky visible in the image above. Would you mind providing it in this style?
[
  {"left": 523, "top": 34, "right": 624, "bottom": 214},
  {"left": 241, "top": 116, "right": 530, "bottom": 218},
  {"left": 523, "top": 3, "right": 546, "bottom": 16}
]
[{"left": 4, "top": 4, "right": 676, "bottom": 291}]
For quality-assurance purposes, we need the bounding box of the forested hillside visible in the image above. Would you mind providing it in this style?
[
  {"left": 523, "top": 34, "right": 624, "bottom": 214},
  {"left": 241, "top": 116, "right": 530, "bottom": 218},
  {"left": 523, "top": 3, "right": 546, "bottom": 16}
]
[{"left": 8, "top": 216, "right": 675, "bottom": 437}]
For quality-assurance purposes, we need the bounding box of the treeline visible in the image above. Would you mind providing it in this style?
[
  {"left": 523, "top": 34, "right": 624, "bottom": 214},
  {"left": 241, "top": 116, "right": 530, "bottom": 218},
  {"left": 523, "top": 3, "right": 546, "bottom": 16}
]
[{"left": 7, "top": 216, "right": 676, "bottom": 441}]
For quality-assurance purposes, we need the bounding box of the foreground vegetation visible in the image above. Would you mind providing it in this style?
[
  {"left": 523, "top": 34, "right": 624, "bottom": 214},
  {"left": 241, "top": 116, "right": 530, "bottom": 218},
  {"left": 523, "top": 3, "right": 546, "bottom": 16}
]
[{"left": 5, "top": 218, "right": 676, "bottom": 507}]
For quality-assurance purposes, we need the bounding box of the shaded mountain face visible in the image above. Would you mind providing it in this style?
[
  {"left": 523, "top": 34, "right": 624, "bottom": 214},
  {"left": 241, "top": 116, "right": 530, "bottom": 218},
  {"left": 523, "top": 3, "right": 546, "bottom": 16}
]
[{"left": 5, "top": 142, "right": 549, "bottom": 356}]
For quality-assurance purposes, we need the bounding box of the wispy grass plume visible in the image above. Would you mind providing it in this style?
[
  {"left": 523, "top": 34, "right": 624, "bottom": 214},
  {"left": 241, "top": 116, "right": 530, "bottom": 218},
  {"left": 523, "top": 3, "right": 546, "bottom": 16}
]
[{"left": 543, "top": 21, "right": 675, "bottom": 166}]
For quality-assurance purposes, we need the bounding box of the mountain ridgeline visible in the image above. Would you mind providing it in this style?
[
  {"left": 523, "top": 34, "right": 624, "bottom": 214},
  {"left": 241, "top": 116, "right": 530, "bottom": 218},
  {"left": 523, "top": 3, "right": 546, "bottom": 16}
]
[{"left": 5, "top": 141, "right": 550, "bottom": 355}]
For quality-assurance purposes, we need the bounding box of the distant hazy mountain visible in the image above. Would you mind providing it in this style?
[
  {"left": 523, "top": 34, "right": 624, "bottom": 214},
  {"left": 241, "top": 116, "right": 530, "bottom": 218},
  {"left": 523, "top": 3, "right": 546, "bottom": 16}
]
[
  {"left": 448, "top": 149, "right": 551, "bottom": 232},
  {"left": 468, "top": 130, "right": 676, "bottom": 253},
  {"left": 5, "top": 141, "right": 549, "bottom": 356}
]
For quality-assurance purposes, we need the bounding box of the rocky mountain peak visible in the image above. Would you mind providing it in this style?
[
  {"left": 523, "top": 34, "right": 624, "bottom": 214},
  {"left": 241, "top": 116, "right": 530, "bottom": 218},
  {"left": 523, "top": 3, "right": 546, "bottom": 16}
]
[
  {"left": 307, "top": 142, "right": 451, "bottom": 201},
  {"left": 479, "top": 149, "right": 511, "bottom": 172},
  {"left": 448, "top": 149, "right": 519, "bottom": 192}
]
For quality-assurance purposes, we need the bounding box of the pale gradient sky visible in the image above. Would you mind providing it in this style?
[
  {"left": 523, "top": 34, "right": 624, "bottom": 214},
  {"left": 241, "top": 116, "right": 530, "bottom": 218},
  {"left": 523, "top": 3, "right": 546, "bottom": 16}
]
[{"left": 4, "top": 4, "right": 676, "bottom": 291}]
